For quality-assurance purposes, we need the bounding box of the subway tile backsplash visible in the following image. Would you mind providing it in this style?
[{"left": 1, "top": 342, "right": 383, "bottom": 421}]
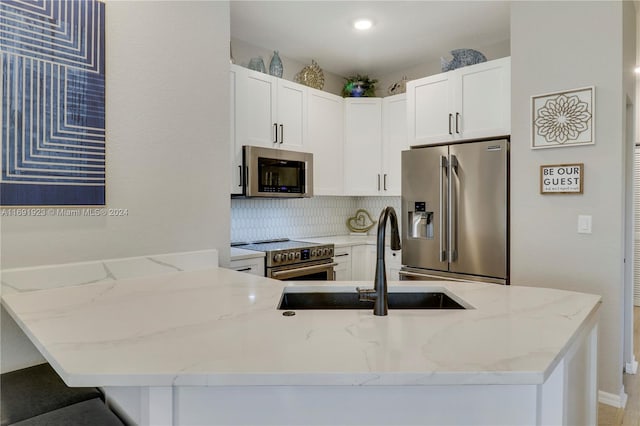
[{"left": 231, "top": 196, "right": 401, "bottom": 243}]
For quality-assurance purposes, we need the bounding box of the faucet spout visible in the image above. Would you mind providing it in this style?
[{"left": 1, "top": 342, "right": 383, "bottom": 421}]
[{"left": 357, "top": 206, "right": 401, "bottom": 316}]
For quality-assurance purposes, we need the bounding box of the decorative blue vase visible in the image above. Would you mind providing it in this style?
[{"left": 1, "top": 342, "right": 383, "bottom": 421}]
[
  {"left": 269, "top": 51, "right": 283, "bottom": 78},
  {"left": 248, "top": 57, "right": 265, "bottom": 73},
  {"left": 350, "top": 83, "right": 365, "bottom": 97},
  {"left": 440, "top": 49, "right": 487, "bottom": 72}
]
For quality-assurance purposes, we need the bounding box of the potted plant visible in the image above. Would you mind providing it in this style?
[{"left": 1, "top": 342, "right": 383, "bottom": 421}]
[{"left": 342, "top": 74, "right": 378, "bottom": 97}]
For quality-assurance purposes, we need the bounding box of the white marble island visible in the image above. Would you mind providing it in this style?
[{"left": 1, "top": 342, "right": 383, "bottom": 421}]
[{"left": 2, "top": 267, "right": 600, "bottom": 425}]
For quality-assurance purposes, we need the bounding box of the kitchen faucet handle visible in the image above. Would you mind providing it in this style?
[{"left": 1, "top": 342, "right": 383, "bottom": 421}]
[{"left": 356, "top": 287, "right": 377, "bottom": 302}]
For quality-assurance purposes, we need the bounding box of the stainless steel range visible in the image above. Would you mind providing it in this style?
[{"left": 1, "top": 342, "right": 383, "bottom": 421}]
[{"left": 235, "top": 239, "right": 336, "bottom": 281}]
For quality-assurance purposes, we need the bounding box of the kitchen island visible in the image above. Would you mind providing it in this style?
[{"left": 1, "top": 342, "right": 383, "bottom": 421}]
[{"left": 2, "top": 267, "right": 600, "bottom": 425}]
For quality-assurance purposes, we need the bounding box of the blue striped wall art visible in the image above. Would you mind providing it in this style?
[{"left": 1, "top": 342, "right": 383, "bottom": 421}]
[{"left": 1, "top": 0, "right": 105, "bottom": 206}]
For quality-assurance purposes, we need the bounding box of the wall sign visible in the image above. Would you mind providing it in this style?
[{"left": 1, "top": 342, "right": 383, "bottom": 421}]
[
  {"left": 0, "top": 0, "right": 106, "bottom": 206},
  {"left": 540, "top": 163, "right": 584, "bottom": 194},
  {"left": 531, "top": 86, "right": 594, "bottom": 149}
]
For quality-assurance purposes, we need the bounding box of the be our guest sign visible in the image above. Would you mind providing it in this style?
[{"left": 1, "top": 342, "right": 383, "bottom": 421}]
[{"left": 540, "top": 163, "right": 584, "bottom": 194}]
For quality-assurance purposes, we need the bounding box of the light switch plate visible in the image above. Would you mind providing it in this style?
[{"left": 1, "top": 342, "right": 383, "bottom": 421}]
[{"left": 578, "top": 215, "right": 592, "bottom": 234}]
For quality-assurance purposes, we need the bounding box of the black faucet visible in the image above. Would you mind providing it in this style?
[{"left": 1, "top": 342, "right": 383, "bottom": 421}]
[{"left": 357, "top": 206, "right": 401, "bottom": 316}]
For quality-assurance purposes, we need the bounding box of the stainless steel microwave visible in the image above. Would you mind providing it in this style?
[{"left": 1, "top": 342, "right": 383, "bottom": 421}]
[{"left": 239, "top": 146, "right": 313, "bottom": 198}]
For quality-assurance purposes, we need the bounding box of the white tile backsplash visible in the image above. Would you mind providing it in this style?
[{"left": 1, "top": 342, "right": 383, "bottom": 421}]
[{"left": 231, "top": 196, "right": 401, "bottom": 242}]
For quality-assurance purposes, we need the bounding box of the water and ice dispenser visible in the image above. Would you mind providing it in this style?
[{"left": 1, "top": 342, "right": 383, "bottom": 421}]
[{"left": 407, "top": 201, "right": 433, "bottom": 240}]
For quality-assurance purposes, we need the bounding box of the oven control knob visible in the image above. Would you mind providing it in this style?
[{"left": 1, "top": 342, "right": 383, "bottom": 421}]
[
  {"left": 311, "top": 249, "right": 317, "bottom": 257},
  {"left": 295, "top": 252, "right": 301, "bottom": 259},
  {"left": 329, "top": 248, "right": 334, "bottom": 256},
  {"left": 273, "top": 253, "right": 282, "bottom": 263},
  {"left": 288, "top": 252, "right": 295, "bottom": 261},
  {"left": 320, "top": 248, "right": 327, "bottom": 256}
]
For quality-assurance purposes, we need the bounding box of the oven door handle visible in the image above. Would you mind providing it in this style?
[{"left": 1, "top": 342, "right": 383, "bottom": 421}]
[{"left": 270, "top": 262, "right": 338, "bottom": 280}]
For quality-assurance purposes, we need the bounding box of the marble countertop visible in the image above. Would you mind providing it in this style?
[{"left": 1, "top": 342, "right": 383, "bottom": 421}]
[
  {"left": 298, "top": 234, "right": 376, "bottom": 247},
  {"left": 1, "top": 267, "right": 600, "bottom": 388},
  {"left": 230, "top": 247, "right": 265, "bottom": 261}
]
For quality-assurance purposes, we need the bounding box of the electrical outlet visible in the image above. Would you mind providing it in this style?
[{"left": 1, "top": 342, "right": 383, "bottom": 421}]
[{"left": 577, "top": 215, "right": 592, "bottom": 234}]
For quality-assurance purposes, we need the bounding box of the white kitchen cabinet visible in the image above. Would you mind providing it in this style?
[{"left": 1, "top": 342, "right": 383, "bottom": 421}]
[
  {"left": 407, "top": 56, "right": 510, "bottom": 145},
  {"left": 351, "top": 244, "right": 402, "bottom": 281},
  {"left": 231, "top": 65, "right": 308, "bottom": 193},
  {"left": 230, "top": 66, "right": 241, "bottom": 193},
  {"left": 381, "top": 94, "right": 407, "bottom": 196},
  {"left": 234, "top": 66, "right": 307, "bottom": 151},
  {"left": 344, "top": 98, "right": 383, "bottom": 195},
  {"left": 276, "top": 79, "right": 307, "bottom": 151},
  {"left": 351, "top": 244, "right": 375, "bottom": 281},
  {"left": 386, "top": 247, "right": 402, "bottom": 281},
  {"left": 343, "top": 96, "right": 406, "bottom": 196},
  {"left": 307, "top": 88, "right": 344, "bottom": 195},
  {"left": 333, "top": 247, "right": 352, "bottom": 281},
  {"left": 228, "top": 257, "right": 265, "bottom": 277}
]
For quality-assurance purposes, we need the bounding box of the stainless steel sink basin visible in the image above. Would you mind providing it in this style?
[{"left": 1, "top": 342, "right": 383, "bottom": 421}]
[{"left": 278, "top": 287, "right": 466, "bottom": 310}]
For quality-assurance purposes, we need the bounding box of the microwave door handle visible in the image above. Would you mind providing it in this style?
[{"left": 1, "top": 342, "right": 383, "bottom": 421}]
[
  {"left": 448, "top": 154, "right": 458, "bottom": 263},
  {"left": 440, "top": 155, "right": 447, "bottom": 262}
]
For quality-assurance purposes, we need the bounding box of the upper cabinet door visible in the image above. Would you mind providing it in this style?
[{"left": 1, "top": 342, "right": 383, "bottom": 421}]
[
  {"left": 344, "top": 98, "right": 383, "bottom": 196},
  {"left": 277, "top": 79, "right": 307, "bottom": 151},
  {"left": 230, "top": 66, "right": 242, "bottom": 194},
  {"left": 307, "top": 88, "right": 344, "bottom": 195},
  {"left": 382, "top": 94, "right": 407, "bottom": 196},
  {"left": 456, "top": 57, "right": 511, "bottom": 139},
  {"left": 407, "top": 56, "right": 511, "bottom": 146},
  {"left": 241, "top": 69, "right": 278, "bottom": 148},
  {"left": 407, "top": 73, "right": 454, "bottom": 145}
]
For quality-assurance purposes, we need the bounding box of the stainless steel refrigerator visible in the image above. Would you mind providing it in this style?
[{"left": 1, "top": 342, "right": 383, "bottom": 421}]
[{"left": 400, "top": 138, "right": 509, "bottom": 284}]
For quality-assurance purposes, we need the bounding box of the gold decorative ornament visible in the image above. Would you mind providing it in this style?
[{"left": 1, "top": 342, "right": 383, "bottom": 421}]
[
  {"left": 294, "top": 60, "right": 325, "bottom": 90},
  {"left": 346, "top": 209, "right": 377, "bottom": 233}
]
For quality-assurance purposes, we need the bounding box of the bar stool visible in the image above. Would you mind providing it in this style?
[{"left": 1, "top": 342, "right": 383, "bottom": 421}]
[
  {"left": 1, "top": 363, "right": 103, "bottom": 425},
  {"left": 8, "top": 399, "right": 123, "bottom": 426}
]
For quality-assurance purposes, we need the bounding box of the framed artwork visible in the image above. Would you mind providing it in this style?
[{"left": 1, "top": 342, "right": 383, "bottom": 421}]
[
  {"left": 531, "top": 86, "right": 594, "bottom": 149},
  {"left": 540, "top": 163, "right": 584, "bottom": 195},
  {"left": 0, "top": 0, "right": 106, "bottom": 206}
]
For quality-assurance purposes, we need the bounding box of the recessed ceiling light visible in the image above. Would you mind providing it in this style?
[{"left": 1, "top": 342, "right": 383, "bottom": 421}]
[{"left": 353, "top": 19, "right": 373, "bottom": 31}]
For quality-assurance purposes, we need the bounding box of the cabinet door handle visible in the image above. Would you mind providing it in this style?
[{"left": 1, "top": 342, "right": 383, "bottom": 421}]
[
  {"left": 455, "top": 112, "right": 460, "bottom": 134},
  {"left": 334, "top": 253, "right": 349, "bottom": 257},
  {"left": 279, "top": 124, "right": 284, "bottom": 144},
  {"left": 383, "top": 174, "right": 387, "bottom": 191},
  {"left": 238, "top": 165, "right": 242, "bottom": 187},
  {"left": 377, "top": 174, "right": 381, "bottom": 191},
  {"left": 273, "top": 123, "right": 278, "bottom": 143},
  {"left": 236, "top": 267, "right": 252, "bottom": 272},
  {"left": 448, "top": 113, "right": 453, "bottom": 135}
]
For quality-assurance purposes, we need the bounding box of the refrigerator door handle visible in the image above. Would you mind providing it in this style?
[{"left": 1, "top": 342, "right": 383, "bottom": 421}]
[
  {"left": 439, "top": 155, "right": 447, "bottom": 262},
  {"left": 448, "top": 154, "right": 458, "bottom": 263}
]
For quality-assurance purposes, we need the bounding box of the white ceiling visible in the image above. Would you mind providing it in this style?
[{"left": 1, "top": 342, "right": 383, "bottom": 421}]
[{"left": 230, "top": 1, "right": 511, "bottom": 77}]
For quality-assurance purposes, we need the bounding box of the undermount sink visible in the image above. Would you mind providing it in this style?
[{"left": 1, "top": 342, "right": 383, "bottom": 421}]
[{"left": 277, "top": 287, "right": 467, "bottom": 310}]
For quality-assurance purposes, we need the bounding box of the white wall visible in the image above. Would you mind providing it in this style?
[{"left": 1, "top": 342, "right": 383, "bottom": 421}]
[
  {"left": 376, "top": 39, "right": 510, "bottom": 98},
  {"left": 510, "top": 1, "right": 631, "bottom": 400},
  {"left": 1, "top": 1, "right": 231, "bottom": 372},
  {"left": 231, "top": 37, "right": 510, "bottom": 99},
  {"left": 623, "top": 0, "right": 637, "bottom": 377},
  {"left": 231, "top": 37, "right": 345, "bottom": 96}
]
